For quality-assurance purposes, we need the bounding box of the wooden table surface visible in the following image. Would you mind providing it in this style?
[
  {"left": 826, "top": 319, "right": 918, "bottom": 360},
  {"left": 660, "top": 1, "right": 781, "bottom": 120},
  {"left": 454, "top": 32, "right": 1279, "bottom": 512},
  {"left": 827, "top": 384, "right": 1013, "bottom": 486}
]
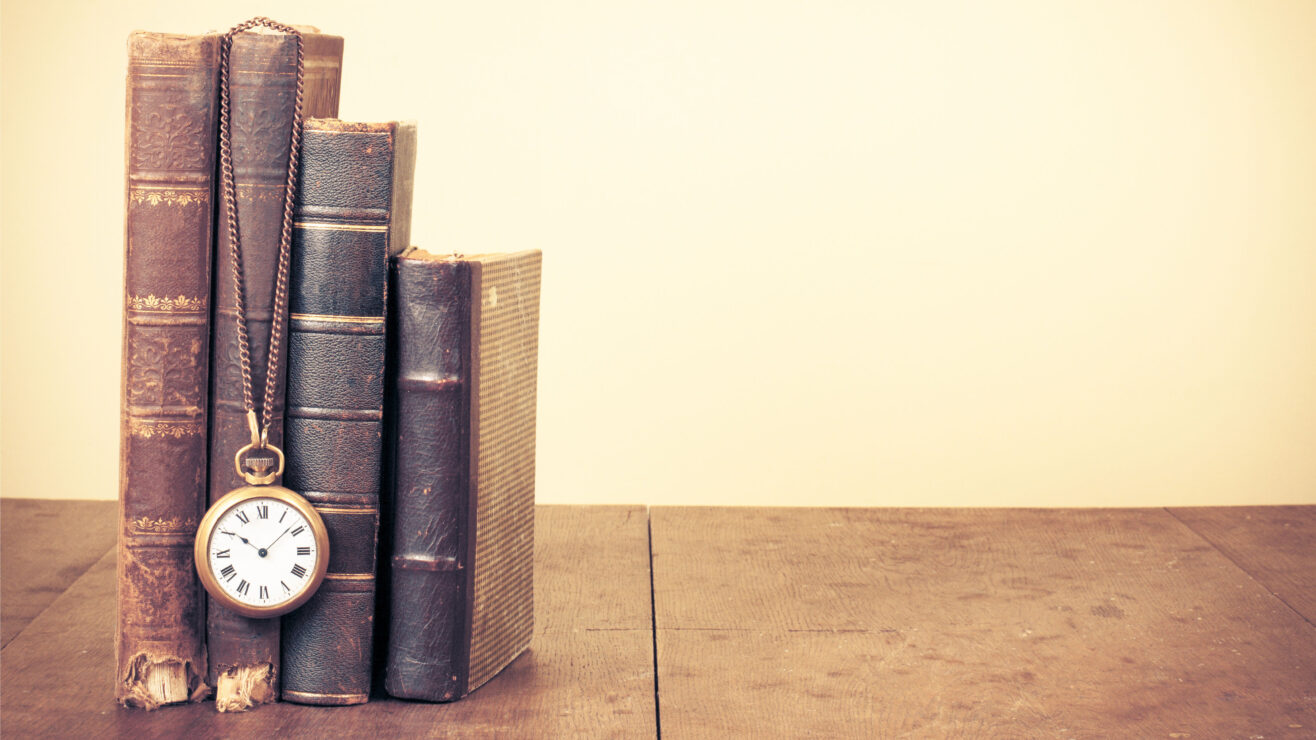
[{"left": 2, "top": 500, "right": 1314, "bottom": 738}]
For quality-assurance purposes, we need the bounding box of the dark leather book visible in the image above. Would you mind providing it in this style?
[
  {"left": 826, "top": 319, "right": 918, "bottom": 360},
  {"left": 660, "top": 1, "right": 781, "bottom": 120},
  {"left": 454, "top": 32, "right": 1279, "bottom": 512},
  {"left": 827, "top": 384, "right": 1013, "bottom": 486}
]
[
  {"left": 280, "top": 120, "right": 417, "bottom": 705},
  {"left": 117, "top": 31, "right": 220, "bottom": 710},
  {"left": 206, "top": 30, "right": 343, "bottom": 712},
  {"left": 383, "top": 249, "right": 542, "bottom": 702}
]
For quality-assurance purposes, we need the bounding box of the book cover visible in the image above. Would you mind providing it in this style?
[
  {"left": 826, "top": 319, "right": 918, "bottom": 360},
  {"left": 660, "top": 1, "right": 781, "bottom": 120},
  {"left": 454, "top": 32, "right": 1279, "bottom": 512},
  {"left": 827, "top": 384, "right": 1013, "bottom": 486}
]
[
  {"left": 205, "top": 29, "right": 343, "bottom": 712},
  {"left": 117, "top": 31, "right": 220, "bottom": 710},
  {"left": 383, "top": 249, "right": 542, "bottom": 701},
  {"left": 280, "top": 119, "right": 417, "bottom": 705}
]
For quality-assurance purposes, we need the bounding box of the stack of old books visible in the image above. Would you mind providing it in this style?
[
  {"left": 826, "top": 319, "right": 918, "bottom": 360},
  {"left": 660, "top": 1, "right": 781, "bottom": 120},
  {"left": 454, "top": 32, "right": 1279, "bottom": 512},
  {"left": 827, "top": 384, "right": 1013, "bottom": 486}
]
[{"left": 117, "top": 25, "right": 541, "bottom": 712}]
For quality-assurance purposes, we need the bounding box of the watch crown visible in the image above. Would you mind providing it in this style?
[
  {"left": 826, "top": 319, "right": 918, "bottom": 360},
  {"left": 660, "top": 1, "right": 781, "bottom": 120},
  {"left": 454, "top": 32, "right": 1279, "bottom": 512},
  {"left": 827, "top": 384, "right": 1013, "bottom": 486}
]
[{"left": 234, "top": 442, "right": 285, "bottom": 486}]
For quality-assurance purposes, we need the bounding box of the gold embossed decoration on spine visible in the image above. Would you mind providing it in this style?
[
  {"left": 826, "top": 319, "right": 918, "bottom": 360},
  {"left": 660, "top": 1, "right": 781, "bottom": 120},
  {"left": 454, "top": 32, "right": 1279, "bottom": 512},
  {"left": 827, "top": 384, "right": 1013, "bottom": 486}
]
[
  {"left": 193, "top": 18, "right": 330, "bottom": 712},
  {"left": 117, "top": 31, "right": 220, "bottom": 711}
]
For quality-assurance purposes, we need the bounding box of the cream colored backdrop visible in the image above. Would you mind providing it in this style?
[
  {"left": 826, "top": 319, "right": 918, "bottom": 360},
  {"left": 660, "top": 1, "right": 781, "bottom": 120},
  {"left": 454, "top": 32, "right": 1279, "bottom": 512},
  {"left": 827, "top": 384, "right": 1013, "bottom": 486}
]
[{"left": 3, "top": 0, "right": 1314, "bottom": 505}]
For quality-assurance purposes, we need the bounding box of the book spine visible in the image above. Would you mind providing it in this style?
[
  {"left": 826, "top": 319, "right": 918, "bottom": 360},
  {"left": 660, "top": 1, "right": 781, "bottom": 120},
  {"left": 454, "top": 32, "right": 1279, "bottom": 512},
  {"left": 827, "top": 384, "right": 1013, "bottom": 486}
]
[
  {"left": 280, "top": 120, "right": 415, "bottom": 705},
  {"left": 206, "top": 32, "right": 342, "bottom": 712},
  {"left": 117, "top": 32, "right": 219, "bottom": 710},
  {"left": 383, "top": 257, "right": 473, "bottom": 702}
]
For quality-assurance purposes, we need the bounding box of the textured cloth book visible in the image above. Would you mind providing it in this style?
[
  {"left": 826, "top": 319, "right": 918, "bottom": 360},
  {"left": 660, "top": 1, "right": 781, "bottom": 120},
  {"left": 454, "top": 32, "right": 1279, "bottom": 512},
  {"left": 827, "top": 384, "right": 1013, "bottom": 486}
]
[
  {"left": 205, "top": 29, "right": 343, "bottom": 712},
  {"left": 280, "top": 119, "right": 417, "bottom": 705},
  {"left": 382, "top": 249, "right": 542, "bottom": 702},
  {"left": 117, "top": 31, "right": 220, "bottom": 710}
]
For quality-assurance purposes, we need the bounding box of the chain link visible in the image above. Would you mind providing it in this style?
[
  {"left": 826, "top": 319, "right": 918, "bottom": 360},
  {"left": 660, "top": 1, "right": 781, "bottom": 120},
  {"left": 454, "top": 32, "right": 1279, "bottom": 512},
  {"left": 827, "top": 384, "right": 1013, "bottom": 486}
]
[{"left": 216, "top": 17, "right": 306, "bottom": 446}]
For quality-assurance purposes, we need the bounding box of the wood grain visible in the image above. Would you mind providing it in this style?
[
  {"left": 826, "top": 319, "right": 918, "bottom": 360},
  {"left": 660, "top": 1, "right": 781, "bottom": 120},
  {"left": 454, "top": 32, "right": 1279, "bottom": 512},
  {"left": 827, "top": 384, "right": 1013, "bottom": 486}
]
[
  {"left": 1170, "top": 506, "right": 1316, "bottom": 625},
  {"left": 0, "top": 499, "right": 116, "bottom": 647},
  {"left": 1, "top": 548, "right": 201, "bottom": 737},
  {"left": 652, "top": 507, "right": 1316, "bottom": 739},
  {"left": 534, "top": 504, "right": 653, "bottom": 632},
  {"left": 9, "top": 501, "right": 1314, "bottom": 737},
  {"left": 0, "top": 503, "right": 656, "bottom": 738},
  {"left": 212, "top": 630, "right": 655, "bottom": 738}
]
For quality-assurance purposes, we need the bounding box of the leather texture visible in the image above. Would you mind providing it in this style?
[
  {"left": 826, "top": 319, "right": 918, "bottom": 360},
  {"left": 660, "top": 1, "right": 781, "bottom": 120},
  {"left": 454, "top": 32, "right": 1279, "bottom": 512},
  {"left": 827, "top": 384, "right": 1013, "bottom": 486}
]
[
  {"left": 280, "top": 119, "right": 416, "bottom": 705},
  {"left": 205, "top": 32, "right": 343, "bottom": 695},
  {"left": 384, "top": 249, "right": 542, "bottom": 702},
  {"left": 117, "top": 31, "right": 220, "bottom": 708},
  {"left": 383, "top": 256, "right": 472, "bottom": 702}
]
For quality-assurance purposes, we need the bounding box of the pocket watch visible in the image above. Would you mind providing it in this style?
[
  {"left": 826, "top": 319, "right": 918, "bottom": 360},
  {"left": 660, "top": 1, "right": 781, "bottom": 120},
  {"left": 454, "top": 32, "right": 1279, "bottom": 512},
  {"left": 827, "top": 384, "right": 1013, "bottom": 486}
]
[{"left": 195, "top": 441, "right": 330, "bottom": 618}]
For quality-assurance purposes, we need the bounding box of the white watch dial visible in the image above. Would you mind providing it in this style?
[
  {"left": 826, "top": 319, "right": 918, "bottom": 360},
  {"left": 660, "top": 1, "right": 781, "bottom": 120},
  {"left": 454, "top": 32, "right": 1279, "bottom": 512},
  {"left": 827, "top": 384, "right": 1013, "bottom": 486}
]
[{"left": 207, "top": 496, "right": 321, "bottom": 608}]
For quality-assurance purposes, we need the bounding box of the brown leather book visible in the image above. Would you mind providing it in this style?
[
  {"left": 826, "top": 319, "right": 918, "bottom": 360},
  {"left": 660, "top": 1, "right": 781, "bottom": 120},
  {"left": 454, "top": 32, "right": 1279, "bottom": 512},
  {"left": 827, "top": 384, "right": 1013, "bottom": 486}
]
[
  {"left": 280, "top": 120, "right": 417, "bottom": 705},
  {"left": 382, "top": 249, "right": 542, "bottom": 702},
  {"left": 117, "top": 31, "right": 220, "bottom": 710},
  {"left": 206, "top": 30, "right": 343, "bottom": 712}
]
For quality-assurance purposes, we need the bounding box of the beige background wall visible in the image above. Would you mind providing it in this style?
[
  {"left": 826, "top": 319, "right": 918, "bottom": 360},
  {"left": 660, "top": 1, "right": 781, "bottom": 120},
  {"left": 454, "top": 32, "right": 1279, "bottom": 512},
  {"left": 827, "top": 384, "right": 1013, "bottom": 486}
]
[{"left": 2, "top": 0, "right": 1314, "bottom": 505}]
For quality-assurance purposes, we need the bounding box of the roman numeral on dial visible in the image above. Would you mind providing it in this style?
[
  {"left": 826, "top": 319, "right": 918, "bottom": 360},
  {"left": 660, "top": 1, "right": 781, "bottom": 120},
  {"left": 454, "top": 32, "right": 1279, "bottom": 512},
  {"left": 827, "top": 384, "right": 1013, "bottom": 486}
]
[
  {"left": 220, "top": 564, "right": 236, "bottom": 581},
  {"left": 291, "top": 525, "right": 305, "bottom": 537},
  {"left": 235, "top": 510, "right": 249, "bottom": 524},
  {"left": 259, "top": 585, "right": 269, "bottom": 599},
  {"left": 215, "top": 549, "right": 230, "bottom": 558},
  {"left": 291, "top": 564, "right": 308, "bottom": 579},
  {"left": 297, "top": 546, "right": 311, "bottom": 556},
  {"left": 236, "top": 580, "right": 250, "bottom": 596},
  {"left": 257, "top": 504, "right": 269, "bottom": 519}
]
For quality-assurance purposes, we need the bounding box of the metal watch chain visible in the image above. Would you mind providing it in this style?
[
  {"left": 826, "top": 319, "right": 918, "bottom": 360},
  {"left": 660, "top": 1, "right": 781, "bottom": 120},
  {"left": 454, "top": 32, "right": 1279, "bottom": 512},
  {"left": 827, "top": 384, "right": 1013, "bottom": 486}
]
[{"left": 218, "top": 17, "right": 305, "bottom": 485}]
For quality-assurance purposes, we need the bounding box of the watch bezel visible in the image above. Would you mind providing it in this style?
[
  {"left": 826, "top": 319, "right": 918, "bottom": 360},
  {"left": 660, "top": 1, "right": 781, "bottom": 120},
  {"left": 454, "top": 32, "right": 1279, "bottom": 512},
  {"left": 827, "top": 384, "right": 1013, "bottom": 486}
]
[{"left": 194, "top": 485, "right": 331, "bottom": 619}]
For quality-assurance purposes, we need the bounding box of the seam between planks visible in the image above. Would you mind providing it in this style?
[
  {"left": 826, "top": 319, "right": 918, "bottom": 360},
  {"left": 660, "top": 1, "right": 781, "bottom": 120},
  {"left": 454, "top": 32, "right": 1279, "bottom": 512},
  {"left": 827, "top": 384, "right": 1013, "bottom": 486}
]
[
  {"left": 647, "top": 502, "right": 663, "bottom": 737},
  {"left": 580, "top": 627, "right": 653, "bottom": 632},
  {"left": 651, "top": 627, "right": 891, "bottom": 633},
  {"left": 1163, "top": 507, "right": 1316, "bottom": 631},
  {"left": 0, "top": 543, "right": 116, "bottom": 653}
]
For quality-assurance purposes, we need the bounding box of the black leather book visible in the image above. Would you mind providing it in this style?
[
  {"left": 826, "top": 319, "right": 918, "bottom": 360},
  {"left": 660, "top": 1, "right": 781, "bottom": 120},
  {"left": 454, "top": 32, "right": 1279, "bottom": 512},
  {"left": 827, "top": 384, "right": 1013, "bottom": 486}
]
[
  {"left": 383, "top": 248, "right": 542, "bottom": 702},
  {"left": 280, "top": 119, "right": 417, "bottom": 705}
]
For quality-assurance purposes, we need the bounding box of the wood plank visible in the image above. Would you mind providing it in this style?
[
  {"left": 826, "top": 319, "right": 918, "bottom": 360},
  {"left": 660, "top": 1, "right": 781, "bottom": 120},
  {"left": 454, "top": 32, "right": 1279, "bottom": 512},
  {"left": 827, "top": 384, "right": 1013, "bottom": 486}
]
[
  {"left": 0, "top": 499, "right": 116, "bottom": 647},
  {"left": 652, "top": 507, "right": 1316, "bottom": 738},
  {"left": 1170, "top": 506, "right": 1316, "bottom": 625},
  {"left": 534, "top": 504, "right": 653, "bottom": 631},
  {"left": 0, "top": 505, "right": 656, "bottom": 738},
  {"left": 0, "top": 548, "right": 200, "bottom": 737}
]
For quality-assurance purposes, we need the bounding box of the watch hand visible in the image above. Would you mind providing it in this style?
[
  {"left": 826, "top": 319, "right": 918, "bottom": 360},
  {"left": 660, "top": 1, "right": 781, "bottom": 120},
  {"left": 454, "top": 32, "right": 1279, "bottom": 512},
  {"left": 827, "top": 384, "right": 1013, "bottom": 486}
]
[
  {"left": 264, "top": 527, "right": 292, "bottom": 551},
  {"left": 220, "top": 529, "right": 261, "bottom": 552}
]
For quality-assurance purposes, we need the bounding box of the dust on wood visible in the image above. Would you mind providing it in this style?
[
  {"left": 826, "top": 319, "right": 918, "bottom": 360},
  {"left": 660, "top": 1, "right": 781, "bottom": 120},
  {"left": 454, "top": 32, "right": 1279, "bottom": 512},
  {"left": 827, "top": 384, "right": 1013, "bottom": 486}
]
[
  {"left": 1, "top": 502, "right": 657, "bottom": 738},
  {"left": 0, "top": 499, "right": 116, "bottom": 647},
  {"left": 651, "top": 506, "right": 1316, "bottom": 738},
  {"left": 1170, "top": 506, "right": 1316, "bottom": 625}
]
